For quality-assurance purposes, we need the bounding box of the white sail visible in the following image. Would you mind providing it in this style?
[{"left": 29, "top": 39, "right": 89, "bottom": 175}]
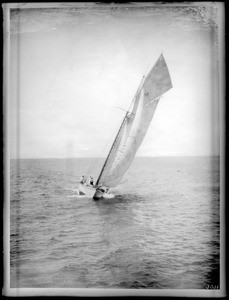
[{"left": 97, "top": 54, "right": 172, "bottom": 188}]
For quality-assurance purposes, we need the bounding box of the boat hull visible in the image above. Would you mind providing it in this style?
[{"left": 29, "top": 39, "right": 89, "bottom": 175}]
[
  {"left": 93, "top": 189, "right": 104, "bottom": 200},
  {"left": 78, "top": 184, "right": 97, "bottom": 198},
  {"left": 78, "top": 184, "right": 108, "bottom": 200},
  {"left": 93, "top": 186, "right": 108, "bottom": 200}
]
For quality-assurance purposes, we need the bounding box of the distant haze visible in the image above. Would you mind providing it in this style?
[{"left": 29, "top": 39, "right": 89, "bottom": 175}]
[{"left": 9, "top": 3, "right": 222, "bottom": 158}]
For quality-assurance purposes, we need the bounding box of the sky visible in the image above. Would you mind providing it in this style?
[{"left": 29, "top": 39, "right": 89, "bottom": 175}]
[{"left": 8, "top": 3, "right": 223, "bottom": 158}]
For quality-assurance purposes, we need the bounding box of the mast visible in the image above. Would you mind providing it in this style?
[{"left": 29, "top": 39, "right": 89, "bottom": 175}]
[
  {"left": 95, "top": 112, "right": 128, "bottom": 186},
  {"left": 95, "top": 75, "right": 146, "bottom": 186}
]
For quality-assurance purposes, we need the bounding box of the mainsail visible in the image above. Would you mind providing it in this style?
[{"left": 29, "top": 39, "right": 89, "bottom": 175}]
[{"left": 96, "top": 54, "right": 172, "bottom": 188}]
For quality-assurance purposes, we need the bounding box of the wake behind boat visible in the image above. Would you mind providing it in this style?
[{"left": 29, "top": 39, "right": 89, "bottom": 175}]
[{"left": 78, "top": 54, "right": 172, "bottom": 200}]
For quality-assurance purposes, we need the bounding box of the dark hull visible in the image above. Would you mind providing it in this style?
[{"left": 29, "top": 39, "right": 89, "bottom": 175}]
[
  {"left": 93, "top": 189, "right": 104, "bottom": 200},
  {"left": 93, "top": 186, "right": 109, "bottom": 200}
]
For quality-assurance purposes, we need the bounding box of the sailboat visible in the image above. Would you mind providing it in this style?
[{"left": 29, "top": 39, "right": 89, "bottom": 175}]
[{"left": 78, "top": 53, "right": 172, "bottom": 200}]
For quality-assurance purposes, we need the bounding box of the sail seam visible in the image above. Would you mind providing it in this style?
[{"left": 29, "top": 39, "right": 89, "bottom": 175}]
[{"left": 145, "top": 97, "right": 161, "bottom": 107}]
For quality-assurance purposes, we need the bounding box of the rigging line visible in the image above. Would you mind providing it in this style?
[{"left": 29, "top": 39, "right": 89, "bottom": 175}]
[
  {"left": 142, "top": 52, "right": 162, "bottom": 84},
  {"left": 95, "top": 64, "right": 150, "bottom": 186},
  {"left": 84, "top": 66, "right": 144, "bottom": 180},
  {"left": 115, "top": 106, "right": 135, "bottom": 116},
  {"left": 144, "top": 61, "right": 152, "bottom": 79},
  {"left": 127, "top": 74, "right": 146, "bottom": 112},
  {"left": 94, "top": 59, "right": 156, "bottom": 185},
  {"left": 145, "top": 96, "right": 161, "bottom": 107},
  {"left": 128, "top": 57, "right": 153, "bottom": 111},
  {"left": 85, "top": 111, "right": 127, "bottom": 178},
  {"left": 95, "top": 112, "right": 128, "bottom": 186},
  {"left": 147, "top": 52, "right": 163, "bottom": 75}
]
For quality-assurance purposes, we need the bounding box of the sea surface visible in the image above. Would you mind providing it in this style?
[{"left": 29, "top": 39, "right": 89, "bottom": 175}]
[{"left": 10, "top": 156, "right": 220, "bottom": 289}]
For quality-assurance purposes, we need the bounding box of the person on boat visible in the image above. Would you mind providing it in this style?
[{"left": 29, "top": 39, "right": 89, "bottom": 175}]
[
  {"left": 80, "top": 175, "right": 86, "bottom": 185},
  {"left": 86, "top": 176, "right": 92, "bottom": 185},
  {"left": 90, "top": 177, "right": 94, "bottom": 186}
]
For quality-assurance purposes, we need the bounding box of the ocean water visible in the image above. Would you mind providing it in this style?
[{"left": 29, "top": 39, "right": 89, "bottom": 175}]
[{"left": 10, "top": 156, "right": 220, "bottom": 289}]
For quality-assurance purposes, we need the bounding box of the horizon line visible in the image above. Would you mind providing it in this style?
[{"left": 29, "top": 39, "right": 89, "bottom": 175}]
[{"left": 9, "top": 154, "right": 220, "bottom": 160}]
